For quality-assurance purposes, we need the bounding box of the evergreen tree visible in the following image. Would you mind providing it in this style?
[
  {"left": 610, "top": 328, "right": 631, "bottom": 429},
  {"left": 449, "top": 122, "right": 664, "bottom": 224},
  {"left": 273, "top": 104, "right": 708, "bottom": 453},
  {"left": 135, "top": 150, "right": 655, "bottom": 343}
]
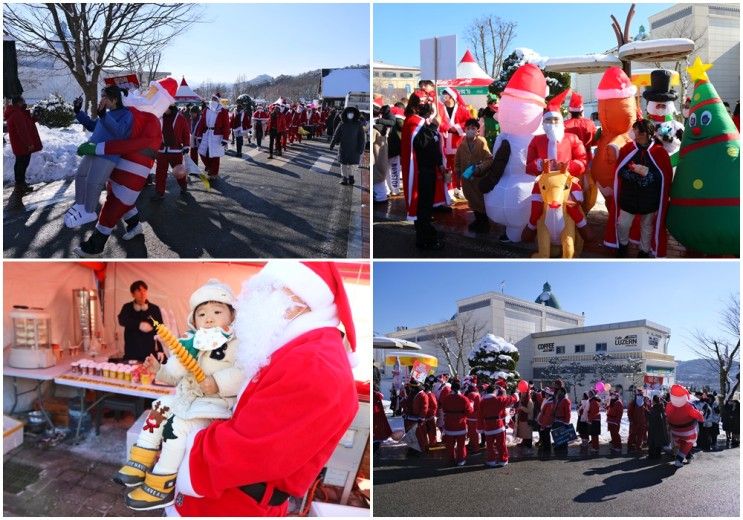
[
  {"left": 490, "top": 49, "right": 570, "bottom": 101},
  {"left": 467, "top": 333, "right": 520, "bottom": 389}
]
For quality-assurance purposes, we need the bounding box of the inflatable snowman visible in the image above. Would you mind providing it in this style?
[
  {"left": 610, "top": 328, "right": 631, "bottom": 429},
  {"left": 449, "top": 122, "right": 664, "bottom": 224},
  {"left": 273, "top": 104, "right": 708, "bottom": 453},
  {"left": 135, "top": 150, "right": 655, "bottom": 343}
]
[
  {"left": 483, "top": 64, "right": 547, "bottom": 242},
  {"left": 643, "top": 69, "right": 684, "bottom": 167}
]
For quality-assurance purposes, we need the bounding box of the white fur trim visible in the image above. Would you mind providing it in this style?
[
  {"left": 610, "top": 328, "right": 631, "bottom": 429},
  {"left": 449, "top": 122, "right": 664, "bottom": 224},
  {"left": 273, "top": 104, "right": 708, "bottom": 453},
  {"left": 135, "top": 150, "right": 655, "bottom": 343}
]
[
  {"left": 176, "top": 426, "right": 206, "bottom": 498},
  {"left": 257, "top": 262, "right": 333, "bottom": 311},
  {"left": 543, "top": 111, "right": 563, "bottom": 120},
  {"left": 164, "top": 505, "right": 180, "bottom": 517},
  {"left": 596, "top": 85, "right": 637, "bottom": 100},
  {"left": 503, "top": 87, "right": 546, "bottom": 107},
  {"left": 347, "top": 350, "right": 360, "bottom": 368}
]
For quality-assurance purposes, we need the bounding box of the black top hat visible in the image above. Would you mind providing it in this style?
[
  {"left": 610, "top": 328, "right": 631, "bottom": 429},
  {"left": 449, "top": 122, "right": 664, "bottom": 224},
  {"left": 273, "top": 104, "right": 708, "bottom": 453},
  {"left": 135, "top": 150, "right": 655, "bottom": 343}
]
[{"left": 642, "top": 70, "right": 678, "bottom": 102}]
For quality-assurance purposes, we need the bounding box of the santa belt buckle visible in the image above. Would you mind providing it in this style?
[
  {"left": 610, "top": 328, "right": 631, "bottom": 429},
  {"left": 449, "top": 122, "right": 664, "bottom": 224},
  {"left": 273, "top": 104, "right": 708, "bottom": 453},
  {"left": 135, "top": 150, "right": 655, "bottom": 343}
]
[{"left": 240, "top": 482, "right": 291, "bottom": 507}]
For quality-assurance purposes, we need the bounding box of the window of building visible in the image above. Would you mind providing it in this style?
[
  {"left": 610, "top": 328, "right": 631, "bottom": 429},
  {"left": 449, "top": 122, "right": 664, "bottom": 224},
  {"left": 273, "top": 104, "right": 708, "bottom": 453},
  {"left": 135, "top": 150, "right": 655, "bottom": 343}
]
[
  {"left": 382, "top": 72, "right": 397, "bottom": 78},
  {"left": 556, "top": 345, "right": 565, "bottom": 354},
  {"left": 400, "top": 72, "right": 414, "bottom": 78},
  {"left": 650, "top": 6, "right": 692, "bottom": 30},
  {"left": 459, "top": 300, "right": 490, "bottom": 313},
  {"left": 596, "top": 342, "right": 607, "bottom": 353},
  {"left": 575, "top": 344, "right": 585, "bottom": 353},
  {"left": 373, "top": 72, "right": 379, "bottom": 77},
  {"left": 405, "top": 84, "right": 412, "bottom": 94}
]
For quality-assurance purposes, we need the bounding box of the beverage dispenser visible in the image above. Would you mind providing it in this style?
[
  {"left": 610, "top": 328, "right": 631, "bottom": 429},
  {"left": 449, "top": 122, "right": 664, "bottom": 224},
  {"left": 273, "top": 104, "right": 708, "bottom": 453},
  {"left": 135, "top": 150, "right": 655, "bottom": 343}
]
[
  {"left": 72, "top": 289, "right": 101, "bottom": 353},
  {"left": 8, "top": 307, "right": 56, "bottom": 369}
]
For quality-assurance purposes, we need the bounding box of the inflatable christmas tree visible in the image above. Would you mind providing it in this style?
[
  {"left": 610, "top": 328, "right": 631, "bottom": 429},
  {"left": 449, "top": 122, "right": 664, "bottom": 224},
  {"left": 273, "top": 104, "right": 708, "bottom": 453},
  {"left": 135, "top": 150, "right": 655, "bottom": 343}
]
[
  {"left": 666, "top": 57, "right": 740, "bottom": 255},
  {"left": 467, "top": 334, "right": 520, "bottom": 389}
]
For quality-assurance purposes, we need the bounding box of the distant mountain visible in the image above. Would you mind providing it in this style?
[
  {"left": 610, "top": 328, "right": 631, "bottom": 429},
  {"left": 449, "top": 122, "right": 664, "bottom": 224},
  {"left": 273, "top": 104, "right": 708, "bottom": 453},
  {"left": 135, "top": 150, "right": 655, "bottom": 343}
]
[
  {"left": 246, "top": 74, "right": 272, "bottom": 86},
  {"left": 676, "top": 358, "right": 740, "bottom": 391}
]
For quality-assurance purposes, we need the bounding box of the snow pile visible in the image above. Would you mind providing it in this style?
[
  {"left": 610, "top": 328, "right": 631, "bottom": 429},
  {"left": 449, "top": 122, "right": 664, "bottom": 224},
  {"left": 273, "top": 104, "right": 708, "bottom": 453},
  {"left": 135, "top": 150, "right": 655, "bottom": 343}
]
[
  {"left": 470, "top": 333, "right": 518, "bottom": 356},
  {"left": 513, "top": 48, "right": 550, "bottom": 69},
  {"left": 4, "top": 124, "right": 86, "bottom": 185}
]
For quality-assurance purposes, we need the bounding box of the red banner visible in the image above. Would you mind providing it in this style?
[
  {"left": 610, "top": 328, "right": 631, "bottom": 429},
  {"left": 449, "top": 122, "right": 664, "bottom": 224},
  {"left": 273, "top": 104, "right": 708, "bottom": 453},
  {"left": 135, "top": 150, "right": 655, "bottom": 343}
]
[
  {"left": 644, "top": 375, "right": 664, "bottom": 386},
  {"left": 410, "top": 360, "right": 431, "bottom": 383},
  {"left": 104, "top": 74, "right": 139, "bottom": 90}
]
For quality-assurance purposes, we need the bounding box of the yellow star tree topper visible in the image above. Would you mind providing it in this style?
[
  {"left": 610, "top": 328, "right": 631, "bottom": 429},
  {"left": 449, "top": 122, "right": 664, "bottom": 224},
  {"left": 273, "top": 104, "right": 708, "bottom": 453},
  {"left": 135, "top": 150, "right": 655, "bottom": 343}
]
[{"left": 686, "top": 56, "right": 712, "bottom": 82}]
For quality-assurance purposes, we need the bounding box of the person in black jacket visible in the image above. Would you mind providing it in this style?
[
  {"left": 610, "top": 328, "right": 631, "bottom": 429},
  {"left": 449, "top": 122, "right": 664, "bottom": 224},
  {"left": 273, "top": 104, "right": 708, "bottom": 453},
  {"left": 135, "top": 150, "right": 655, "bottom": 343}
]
[
  {"left": 117, "top": 280, "right": 163, "bottom": 361},
  {"left": 412, "top": 102, "right": 444, "bottom": 250},
  {"left": 645, "top": 394, "right": 669, "bottom": 459}
]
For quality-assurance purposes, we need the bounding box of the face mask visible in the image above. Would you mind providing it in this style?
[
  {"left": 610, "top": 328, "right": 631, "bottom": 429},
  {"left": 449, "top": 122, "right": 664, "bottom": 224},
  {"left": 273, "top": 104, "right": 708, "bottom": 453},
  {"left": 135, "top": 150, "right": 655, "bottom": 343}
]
[
  {"left": 194, "top": 327, "right": 231, "bottom": 351},
  {"left": 346, "top": 113, "right": 355, "bottom": 120},
  {"left": 465, "top": 129, "right": 476, "bottom": 138},
  {"left": 635, "top": 397, "right": 644, "bottom": 406},
  {"left": 209, "top": 101, "right": 219, "bottom": 111}
]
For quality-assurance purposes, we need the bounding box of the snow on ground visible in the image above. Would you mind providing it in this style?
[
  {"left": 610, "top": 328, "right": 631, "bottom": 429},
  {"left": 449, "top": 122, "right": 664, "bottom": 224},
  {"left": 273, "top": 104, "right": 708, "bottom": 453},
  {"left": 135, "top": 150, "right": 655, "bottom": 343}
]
[{"left": 4, "top": 124, "right": 87, "bottom": 185}]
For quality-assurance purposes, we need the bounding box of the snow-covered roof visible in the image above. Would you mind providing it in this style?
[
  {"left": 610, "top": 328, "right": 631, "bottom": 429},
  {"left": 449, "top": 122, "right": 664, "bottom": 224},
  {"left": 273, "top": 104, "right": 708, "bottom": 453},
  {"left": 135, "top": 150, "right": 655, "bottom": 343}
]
[
  {"left": 457, "top": 50, "right": 493, "bottom": 80},
  {"left": 372, "top": 61, "right": 419, "bottom": 72},
  {"left": 174, "top": 76, "right": 201, "bottom": 102},
  {"left": 321, "top": 67, "right": 370, "bottom": 98},
  {"left": 513, "top": 47, "right": 550, "bottom": 69},
  {"left": 544, "top": 54, "right": 623, "bottom": 74},
  {"left": 618, "top": 38, "right": 695, "bottom": 63}
]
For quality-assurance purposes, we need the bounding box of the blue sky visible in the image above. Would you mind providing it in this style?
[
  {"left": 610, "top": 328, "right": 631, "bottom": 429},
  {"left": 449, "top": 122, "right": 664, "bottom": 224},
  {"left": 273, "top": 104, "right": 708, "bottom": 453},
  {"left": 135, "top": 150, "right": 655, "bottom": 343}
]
[
  {"left": 373, "top": 262, "right": 740, "bottom": 361},
  {"left": 159, "top": 3, "right": 370, "bottom": 86},
  {"left": 374, "top": 3, "right": 673, "bottom": 66}
]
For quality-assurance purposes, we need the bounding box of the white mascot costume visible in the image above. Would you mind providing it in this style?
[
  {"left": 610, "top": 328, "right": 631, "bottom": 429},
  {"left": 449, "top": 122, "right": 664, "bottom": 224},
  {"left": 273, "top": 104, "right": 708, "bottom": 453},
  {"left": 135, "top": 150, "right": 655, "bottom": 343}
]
[{"left": 484, "top": 64, "right": 547, "bottom": 242}]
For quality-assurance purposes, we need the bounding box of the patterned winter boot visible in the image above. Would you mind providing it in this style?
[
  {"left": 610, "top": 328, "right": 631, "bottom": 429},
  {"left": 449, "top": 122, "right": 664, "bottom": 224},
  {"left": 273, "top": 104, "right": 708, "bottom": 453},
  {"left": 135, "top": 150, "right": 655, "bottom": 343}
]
[
  {"left": 126, "top": 472, "right": 177, "bottom": 510},
  {"left": 113, "top": 445, "right": 159, "bottom": 487}
]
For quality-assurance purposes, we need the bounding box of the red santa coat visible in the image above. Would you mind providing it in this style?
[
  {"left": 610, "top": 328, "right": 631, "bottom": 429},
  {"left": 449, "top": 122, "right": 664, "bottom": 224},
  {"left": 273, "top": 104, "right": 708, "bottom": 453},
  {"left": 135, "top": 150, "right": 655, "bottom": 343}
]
[
  {"left": 588, "top": 398, "right": 601, "bottom": 422},
  {"left": 479, "top": 393, "right": 518, "bottom": 435},
  {"left": 607, "top": 141, "right": 673, "bottom": 257},
  {"left": 406, "top": 389, "right": 428, "bottom": 421},
  {"left": 253, "top": 110, "right": 269, "bottom": 129},
  {"left": 373, "top": 391, "right": 393, "bottom": 441},
  {"left": 266, "top": 112, "right": 287, "bottom": 133},
  {"left": 5, "top": 105, "right": 43, "bottom": 156},
  {"left": 400, "top": 114, "right": 449, "bottom": 219},
  {"left": 174, "top": 327, "right": 358, "bottom": 517},
  {"left": 564, "top": 116, "right": 597, "bottom": 162},
  {"left": 425, "top": 391, "right": 438, "bottom": 419},
  {"left": 627, "top": 400, "right": 648, "bottom": 428},
  {"left": 438, "top": 101, "right": 471, "bottom": 156},
  {"left": 230, "top": 110, "right": 252, "bottom": 134},
  {"left": 537, "top": 399, "right": 555, "bottom": 428},
  {"left": 527, "top": 178, "right": 587, "bottom": 236},
  {"left": 525, "top": 133, "right": 587, "bottom": 176},
  {"left": 195, "top": 108, "right": 230, "bottom": 157},
  {"left": 440, "top": 393, "right": 473, "bottom": 436},
  {"left": 294, "top": 110, "right": 308, "bottom": 127},
  {"left": 606, "top": 399, "right": 625, "bottom": 427},
  {"left": 553, "top": 397, "right": 572, "bottom": 424},
  {"left": 95, "top": 108, "right": 160, "bottom": 232},
  {"left": 309, "top": 111, "right": 321, "bottom": 126},
  {"left": 159, "top": 112, "right": 191, "bottom": 154},
  {"left": 665, "top": 402, "right": 704, "bottom": 446},
  {"left": 465, "top": 390, "right": 482, "bottom": 427}
]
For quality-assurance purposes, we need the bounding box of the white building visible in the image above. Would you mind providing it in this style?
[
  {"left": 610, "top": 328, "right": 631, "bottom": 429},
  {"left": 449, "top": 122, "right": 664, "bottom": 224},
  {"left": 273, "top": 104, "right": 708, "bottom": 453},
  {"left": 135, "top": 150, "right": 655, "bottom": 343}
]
[
  {"left": 382, "top": 284, "right": 675, "bottom": 399},
  {"left": 372, "top": 61, "right": 420, "bottom": 103}
]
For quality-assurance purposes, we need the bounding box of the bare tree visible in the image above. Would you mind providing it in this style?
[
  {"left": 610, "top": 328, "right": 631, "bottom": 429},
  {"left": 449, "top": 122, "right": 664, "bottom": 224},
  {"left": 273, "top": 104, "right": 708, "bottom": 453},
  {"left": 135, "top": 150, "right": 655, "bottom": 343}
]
[
  {"left": 464, "top": 15, "right": 517, "bottom": 79},
  {"left": 4, "top": 3, "right": 201, "bottom": 113},
  {"left": 541, "top": 356, "right": 565, "bottom": 387},
  {"left": 564, "top": 362, "right": 587, "bottom": 403},
  {"left": 121, "top": 46, "right": 163, "bottom": 87},
  {"left": 592, "top": 353, "right": 620, "bottom": 385},
  {"left": 621, "top": 356, "right": 645, "bottom": 392},
  {"left": 434, "top": 314, "right": 485, "bottom": 378},
  {"left": 687, "top": 293, "right": 741, "bottom": 398}
]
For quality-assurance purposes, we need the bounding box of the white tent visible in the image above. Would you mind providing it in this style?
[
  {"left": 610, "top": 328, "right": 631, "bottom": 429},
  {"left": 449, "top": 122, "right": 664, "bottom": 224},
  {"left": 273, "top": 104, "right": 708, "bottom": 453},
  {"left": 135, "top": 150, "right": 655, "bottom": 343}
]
[
  {"left": 456, "top": 50, "right": 493, "bottom": 81},
  {"left": 3, "top": 261, "right": 371, "bottom": 411},
  {"left": 321, "top": 67, "right": 370, "bottom": 98},
  {"left": 174, "top": 76, "right": 202, "bottom": 103}
]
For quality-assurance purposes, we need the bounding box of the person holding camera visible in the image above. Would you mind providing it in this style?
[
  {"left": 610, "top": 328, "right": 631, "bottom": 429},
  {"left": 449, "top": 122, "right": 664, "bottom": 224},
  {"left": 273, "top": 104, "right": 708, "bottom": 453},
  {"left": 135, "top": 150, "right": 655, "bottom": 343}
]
[{"left": 64, "top": 85, "right": 133, "bottom": 227}]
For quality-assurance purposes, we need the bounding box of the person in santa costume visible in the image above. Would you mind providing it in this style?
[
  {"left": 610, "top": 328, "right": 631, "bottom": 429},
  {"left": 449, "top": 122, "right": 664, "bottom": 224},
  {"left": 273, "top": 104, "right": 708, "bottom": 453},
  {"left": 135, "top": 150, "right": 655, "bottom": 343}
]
[
  {"left": 608, "top": 118, "right": 673, "bottom": 258},
  {"left": 606, "top": 391, "right": 625, "bottom": 454},
  {"left": 195, "top": 93, "right": 231, "bottom": 180},
  {"left": 666, "top": 384, "right": 704, "bottom": 467},
  {"left": 166, "top": 262, "right": 358, "bottom": 516},
  {"left": 230, "top": 102, "right": 252, "bottom": 158},
  {"left": 115, "top": 279, "right": 244, "bottom": 511},
  {"left": 266, "top": 104, "right": 286, "bottom": 159},
  {"left": 400, "top": 91, "right": 447, "bottom": 250},
  {"left": 479, "top": 380, "right": 518, "bottom": 467},
  {"left": 627, "top": 388, "right": 650, "bottom": 453},
  {"left": 423, "top": 376, "right": 439, "bottom": 446},
  {"left": 440, "top": 378, "right": 473, "bottom": 466},
  {"left": 434, "top": 373, "right": 452, "bottom": 432},
  {"left": 154, "top": 103, "right": 191, "bottom": 199},
  {"left": 403, "top": 379, "right": 429, "bottom": 453},
  {"left": 294, "top": 105, "right": 308, "bottom": 143},
  {"left": 73, "top": 77, "right": 178, "bottom": 257},
  {"left": 373, "top": 383, "right": 393, "bottom": 450},
  {"left": 252, "top": 104, "right": 269, "bottom": 149},
  {"left": 281, "top": 105, "right": 293, "bottom": 150},
  {"left": 563, "top": 91, "right": 597, "bottom": 209},
  {"left": 643, "top": 69, "right": 684, "bottom": 167},
  {"left": 438, "top": 87, "right": 472, "bottom": 200},
  {"left": 536, "top": 387, "right": 555, "bottom": 457},
  {"left": 417, "top": 81, "right": 453, "bottom": 210},
  {"left": 463, "top": 377, "right": 481, "bottom": 454},
  {"left": 525, "top": 88, "right": 587, "bottom": 176},
  {"left": 481, "top": 63, "right": 548, "bottom": 243},
  {"left": 188, "top": 106, "right": 202, "bottom": 167}
]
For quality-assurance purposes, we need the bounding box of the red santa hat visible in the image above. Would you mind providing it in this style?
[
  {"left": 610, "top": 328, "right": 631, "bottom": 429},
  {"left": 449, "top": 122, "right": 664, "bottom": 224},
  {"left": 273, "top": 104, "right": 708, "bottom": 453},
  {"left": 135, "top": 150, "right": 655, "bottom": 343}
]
[
  {"left": 156, "top": 77, "right": 178, "bottom": 100},
  {"left": 442, "top": 87, "right": 466, "bottom": 108},
  {"left": 670, "top": 384, "right": 690, "bottom": 407},
  {"left": 544, "top": 88, "right": 571, "bottom": 121},
  {"left": 373, "top": 95, "right": 384, "bottom": 108},
  {"left": 495, "top": 378, "right": 507, "bottom": 388},
  {"left": 412, "top": 89, "right": 429, "bottom": 103},
  {"left": 595, "top": 67, "right": 637, "bottom": 101},
  {"left": 188, "top": 279, "right": 235, "bottom": 328},
  {"left": 503, "top": 63, "right": 548, "bottom": 107},
  {"left": 390, "top": 106, "right": 405, "bottom": 120},
  {"left": 254, "top": 261, "right": 357, "bottom": 364},
  {"left": 569, "top": 92, "right": 584, "bottom": 112}
]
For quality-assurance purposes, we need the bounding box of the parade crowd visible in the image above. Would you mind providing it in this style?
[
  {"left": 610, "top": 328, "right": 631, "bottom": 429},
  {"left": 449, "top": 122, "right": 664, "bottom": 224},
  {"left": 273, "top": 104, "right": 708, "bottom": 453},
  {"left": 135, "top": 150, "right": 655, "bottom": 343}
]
[
  {"left": 374, "top": 375, "right": 740, "bottom": 468},
  {"left": 4, "top": 77, "right": 365, "bottom": 257},
  {"left": 372, "top": 68, "right": 741, "bottom": 255}
]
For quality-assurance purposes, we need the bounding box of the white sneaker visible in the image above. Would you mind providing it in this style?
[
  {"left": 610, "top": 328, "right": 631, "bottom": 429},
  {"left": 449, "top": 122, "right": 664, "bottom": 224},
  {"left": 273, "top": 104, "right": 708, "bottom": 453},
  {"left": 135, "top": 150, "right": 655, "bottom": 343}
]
[
  {"left": 122, "top": 222, "right": 143, "bottom": 240},
  {"left": 64, "top": 205, "right": 98, "bottom": 228},
  {"left": 495, "top": 461, "right": 508, "bottom": 467},
  {"left": 485, "top": 461, "right": 498, "bottom": 467},
  {"left": 456, "top": 460, "right": 466, "bottom": 466},
  {"left": 673, "top": 459, "right": 684, "bottom": 468}
]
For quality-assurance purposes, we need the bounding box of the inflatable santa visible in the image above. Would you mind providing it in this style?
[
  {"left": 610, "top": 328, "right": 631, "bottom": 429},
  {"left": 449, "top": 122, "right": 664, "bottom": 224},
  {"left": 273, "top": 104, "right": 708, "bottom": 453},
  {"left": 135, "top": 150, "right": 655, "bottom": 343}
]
[
  {"left": 665, "top": 384, "right": 704, "bottom": 467},
  {"left": 483, "top": 64, "right": 547, "bottom": 242}
]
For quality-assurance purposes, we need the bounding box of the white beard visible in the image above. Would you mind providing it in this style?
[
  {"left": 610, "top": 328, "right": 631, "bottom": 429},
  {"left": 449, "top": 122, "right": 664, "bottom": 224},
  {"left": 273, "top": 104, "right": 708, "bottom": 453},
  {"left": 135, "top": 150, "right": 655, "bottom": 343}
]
[
  {"left": 647, "top": 101, "right": 675, "bottom": 118},
  {"left": 233, "top": 281, "right": 296, "bottom": 390},
  {"left": 543, "top": 122, "right": 564, "bottom": 160}
]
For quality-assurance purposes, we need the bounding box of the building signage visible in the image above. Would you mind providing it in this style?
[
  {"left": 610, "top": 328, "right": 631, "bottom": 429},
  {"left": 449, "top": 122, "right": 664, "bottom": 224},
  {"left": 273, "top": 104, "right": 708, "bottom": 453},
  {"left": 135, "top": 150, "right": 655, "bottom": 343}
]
[
  {"left": 537, "top": 342, "right": 555, "bottom": 352},
  {"left": 648, "top": 334, "right": 660, "bottom": 347},
  {"left": 615, "top": 334, "right": 638, "bottom": 346},
  {"left": 644, "top": 374, "right": 664, "bottom": 387}
]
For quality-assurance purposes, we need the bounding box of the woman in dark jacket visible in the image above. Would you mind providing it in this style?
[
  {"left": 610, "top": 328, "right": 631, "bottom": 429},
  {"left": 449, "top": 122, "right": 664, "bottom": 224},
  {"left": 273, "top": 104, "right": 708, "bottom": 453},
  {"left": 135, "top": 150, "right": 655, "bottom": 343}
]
[
  {"left": 646, "top": 394, "right": 670, "bottom": 459},
  {"left": 330, "top": 106, "right": 366, "bottom": 185}
]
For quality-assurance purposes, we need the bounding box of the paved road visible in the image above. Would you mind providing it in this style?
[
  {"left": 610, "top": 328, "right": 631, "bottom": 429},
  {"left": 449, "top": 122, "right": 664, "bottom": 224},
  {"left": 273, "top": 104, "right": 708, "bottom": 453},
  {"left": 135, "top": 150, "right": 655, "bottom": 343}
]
[
  {"left": 373, "top": 447, "right": 740, "bottom": 517},
  {"left": 4, "top": 138, "right": 366, "bottom": 258}
]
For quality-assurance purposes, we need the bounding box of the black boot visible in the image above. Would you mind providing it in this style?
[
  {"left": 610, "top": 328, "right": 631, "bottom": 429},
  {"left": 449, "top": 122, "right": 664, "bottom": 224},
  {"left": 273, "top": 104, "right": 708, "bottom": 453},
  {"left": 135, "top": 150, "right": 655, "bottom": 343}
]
[
  {"left": 6, "top": 188, "right": 25, "bottom": 211},
  {"left": 122, "top": 214, "right": 143, "bottom": 241},
  {"left": 75, "top": 230, "right": 109, "bottom": 257},
  {"left": 616, "top": 243, "right": 629, "bottom": 258},
  {"left": 468, "top": 211, "right": 490, "bottom": 233}
]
